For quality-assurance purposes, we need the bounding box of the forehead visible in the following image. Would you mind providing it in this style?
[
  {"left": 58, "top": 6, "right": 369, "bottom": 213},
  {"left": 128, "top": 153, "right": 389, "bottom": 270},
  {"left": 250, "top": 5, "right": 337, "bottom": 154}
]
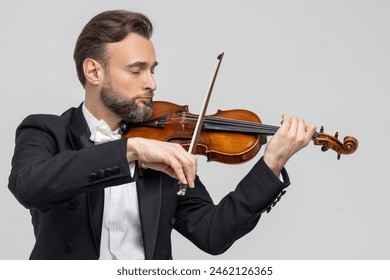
[{"left": 106, "top": 33, "right": 156, "bottom": 65}]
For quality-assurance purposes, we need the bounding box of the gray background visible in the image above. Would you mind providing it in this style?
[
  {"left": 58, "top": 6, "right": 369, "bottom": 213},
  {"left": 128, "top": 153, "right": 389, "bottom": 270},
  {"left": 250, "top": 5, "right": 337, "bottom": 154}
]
[{"left": 0, "top": 0, "right": 389, "bottom": 260}]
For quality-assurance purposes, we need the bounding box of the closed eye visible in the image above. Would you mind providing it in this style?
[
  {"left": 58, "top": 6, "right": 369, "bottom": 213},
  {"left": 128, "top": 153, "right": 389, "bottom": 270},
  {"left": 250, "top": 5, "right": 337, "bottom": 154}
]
[
  {"left": 126, "top": 61, "right": 158, "bottom": 75},
  {"left": 128, "top": 66, "right": 142, "bottom": 74}
]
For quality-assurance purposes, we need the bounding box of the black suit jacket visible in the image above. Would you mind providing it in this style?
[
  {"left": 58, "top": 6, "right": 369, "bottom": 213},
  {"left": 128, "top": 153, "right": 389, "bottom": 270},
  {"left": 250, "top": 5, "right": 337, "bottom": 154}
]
[{"left": 8, "top": 104, "right": 290, "bottom": 259}]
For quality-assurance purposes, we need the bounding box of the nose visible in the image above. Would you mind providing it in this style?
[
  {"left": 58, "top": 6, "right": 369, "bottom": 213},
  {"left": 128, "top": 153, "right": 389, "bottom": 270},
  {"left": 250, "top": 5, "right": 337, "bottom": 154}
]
[{"left": 143, "top": 72, "right": 157, "bottom": 92}]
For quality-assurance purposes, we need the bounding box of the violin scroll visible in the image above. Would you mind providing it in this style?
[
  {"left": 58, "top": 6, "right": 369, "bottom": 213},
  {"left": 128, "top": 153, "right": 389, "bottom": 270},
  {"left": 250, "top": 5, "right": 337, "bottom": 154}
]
[{"left": 312, "top": 126, "right": 358, "bottom": 160}]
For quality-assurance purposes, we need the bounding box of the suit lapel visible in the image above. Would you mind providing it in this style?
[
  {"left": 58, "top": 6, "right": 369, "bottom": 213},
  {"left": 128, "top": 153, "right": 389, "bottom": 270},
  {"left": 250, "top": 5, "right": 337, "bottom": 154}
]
[
  {"left": 67, "top": 103, "right": 104, "bottom": 255},
  {"left": 137, "top": 169, "right": 162, "bottom": 260},
  {"left": 67, "top": 103, "right": 93, "bottom": 150}
]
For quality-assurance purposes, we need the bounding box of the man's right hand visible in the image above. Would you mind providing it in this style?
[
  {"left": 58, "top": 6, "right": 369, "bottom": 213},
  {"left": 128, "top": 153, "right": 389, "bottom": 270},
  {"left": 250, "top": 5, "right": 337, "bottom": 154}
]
[{"left": 126, "top": 138, "right": 198, "bottom": 188}]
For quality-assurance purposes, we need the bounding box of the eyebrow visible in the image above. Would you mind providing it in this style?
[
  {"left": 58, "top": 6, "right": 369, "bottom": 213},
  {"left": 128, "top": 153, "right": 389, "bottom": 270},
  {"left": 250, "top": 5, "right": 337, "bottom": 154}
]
[{"left": 126, "top": 61, "right": 158, "bottom": 68}]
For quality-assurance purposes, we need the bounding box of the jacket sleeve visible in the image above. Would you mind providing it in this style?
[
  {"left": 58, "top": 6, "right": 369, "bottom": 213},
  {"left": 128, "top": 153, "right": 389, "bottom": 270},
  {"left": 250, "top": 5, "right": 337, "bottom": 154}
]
[
  {"left": 174, "top": 157, "right": 290, "bottom": 255},
  {"left": 8, "top": 115, "right": 134, "bottom": 212}
]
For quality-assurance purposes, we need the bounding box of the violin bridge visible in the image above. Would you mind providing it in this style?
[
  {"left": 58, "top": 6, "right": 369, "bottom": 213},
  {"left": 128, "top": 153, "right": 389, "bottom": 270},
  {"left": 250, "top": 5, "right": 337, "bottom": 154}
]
[{"left": 179, "top": 112, "right": 186, "bottom": 132}]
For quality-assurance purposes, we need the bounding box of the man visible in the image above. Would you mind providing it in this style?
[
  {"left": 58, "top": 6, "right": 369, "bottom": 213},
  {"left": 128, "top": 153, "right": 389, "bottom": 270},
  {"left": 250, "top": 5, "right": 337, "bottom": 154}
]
[{"left": 8, "top": 10, "right": 316, "bottom": 260}]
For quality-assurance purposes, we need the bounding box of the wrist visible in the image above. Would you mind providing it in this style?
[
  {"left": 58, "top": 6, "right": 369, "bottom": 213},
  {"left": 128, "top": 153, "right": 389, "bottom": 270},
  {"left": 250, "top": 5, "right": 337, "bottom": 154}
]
[
  {"left": 126, "top": 138, "right": 139, "bottom": 162},
  {"left": 263, "top": 154, "right": 284, "bottom": 177}
]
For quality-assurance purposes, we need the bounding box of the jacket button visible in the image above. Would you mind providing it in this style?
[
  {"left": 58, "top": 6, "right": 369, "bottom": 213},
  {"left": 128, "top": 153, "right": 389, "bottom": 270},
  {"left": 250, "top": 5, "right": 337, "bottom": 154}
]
[
  {"left": 104, "top": 168, "right": 112, "bottom": 177},
  {"left": 67, "top": 201, "right": 78, "bottom": 211},
  {"left": 170, "top": 217, "right": 176, "bottom": 226},
  {"left": 112, "top": 166, "right": 121, "bottom": 175},
  {"left": 89, "top": 173, "right": 97, "bottom": 182},
  {"left": 63, "top": 243, "right": 73, "bottom": 253}
]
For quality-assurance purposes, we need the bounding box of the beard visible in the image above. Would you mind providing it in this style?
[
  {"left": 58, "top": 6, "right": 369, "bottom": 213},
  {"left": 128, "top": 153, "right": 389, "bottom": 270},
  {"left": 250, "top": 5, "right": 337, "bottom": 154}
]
[{"left": 100, "top": 78, "right": 153, "bottom": 123}]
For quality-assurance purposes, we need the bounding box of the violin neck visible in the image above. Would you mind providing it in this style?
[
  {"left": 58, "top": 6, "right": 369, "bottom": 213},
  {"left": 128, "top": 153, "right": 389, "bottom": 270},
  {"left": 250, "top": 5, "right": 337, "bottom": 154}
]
[{"left": 203, "top": 116, "right": 279, "bottom": 136}]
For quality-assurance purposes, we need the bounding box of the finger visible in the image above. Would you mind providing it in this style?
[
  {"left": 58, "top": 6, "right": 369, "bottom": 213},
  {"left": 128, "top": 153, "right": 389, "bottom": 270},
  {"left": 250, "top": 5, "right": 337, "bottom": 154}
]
[
  {"left": 305, "top": 123, "right": 317, "bottom": 143},
  {"left": 168, "top": 158, "right": 189, "bottom": 187},
  {"left": 288, "top": 116, "right": 299, "bottom": 137},
  {"left": 175, "top": 148, "right": 197, "bottom": 188},
  {"left": 168, "top": 146, "right": 197, "bottom": 188},
  {"left": 279, "top": 114, "right": 291, "bottom": 134},
  {"left": 296, "top": 118, "right": 306, "bottom": 140}
]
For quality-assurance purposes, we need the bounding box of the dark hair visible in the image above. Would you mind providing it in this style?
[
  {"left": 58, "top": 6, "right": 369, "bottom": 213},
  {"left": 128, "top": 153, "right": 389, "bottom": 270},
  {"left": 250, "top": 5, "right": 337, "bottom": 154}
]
[{"left": 73, "top": 10, "right": 153, "bottom": 86}]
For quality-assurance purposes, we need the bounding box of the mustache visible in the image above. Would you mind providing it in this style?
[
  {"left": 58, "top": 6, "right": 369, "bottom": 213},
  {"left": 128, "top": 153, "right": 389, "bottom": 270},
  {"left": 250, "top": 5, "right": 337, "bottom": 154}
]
[{"left": 139, "top": 91, "right": 154, "bottom": 99}]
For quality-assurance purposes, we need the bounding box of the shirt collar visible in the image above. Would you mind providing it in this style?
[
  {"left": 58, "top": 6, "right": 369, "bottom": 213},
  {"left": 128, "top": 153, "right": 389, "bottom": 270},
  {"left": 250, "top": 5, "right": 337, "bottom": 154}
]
[
  {"left": 82, "top": 103, "right": 121, "bottom": 137},
  {"left": 82, "top": 102, "right": 100, "bottom": 136}
]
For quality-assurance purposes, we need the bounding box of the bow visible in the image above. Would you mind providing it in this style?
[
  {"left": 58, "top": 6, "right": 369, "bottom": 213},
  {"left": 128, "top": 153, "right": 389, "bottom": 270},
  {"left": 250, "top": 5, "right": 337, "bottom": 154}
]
[{"left": 90, "top": 119, "right": 121, "bottom": 144}]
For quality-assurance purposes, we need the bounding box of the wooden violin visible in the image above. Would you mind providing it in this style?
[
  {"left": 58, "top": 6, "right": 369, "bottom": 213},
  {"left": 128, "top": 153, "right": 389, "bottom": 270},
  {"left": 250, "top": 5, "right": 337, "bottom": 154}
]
[{"left": 120, "top": 101, "right": 358, "bottom": 163}]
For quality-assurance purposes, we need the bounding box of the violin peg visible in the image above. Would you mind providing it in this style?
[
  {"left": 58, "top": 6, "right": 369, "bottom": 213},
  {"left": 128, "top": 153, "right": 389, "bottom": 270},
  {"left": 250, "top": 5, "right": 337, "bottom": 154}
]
[
  {"left": 337, "top": 151, "right": 341, "bottom": 160},
  {"left": 320, "top": 126, "right": 324, "bottom": 133},
  {"left": 321, "top": 143, "right": 329, "bottom": 152},
  {"left": 334, "top": 132, "right": 339, "bottom": 139}
]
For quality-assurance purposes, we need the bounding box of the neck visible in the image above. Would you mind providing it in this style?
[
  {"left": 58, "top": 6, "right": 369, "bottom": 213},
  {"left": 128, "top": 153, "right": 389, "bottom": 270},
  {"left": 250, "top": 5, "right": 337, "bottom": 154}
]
[{"left": 84, "top": 91, "right": 121, "bottom": 131}]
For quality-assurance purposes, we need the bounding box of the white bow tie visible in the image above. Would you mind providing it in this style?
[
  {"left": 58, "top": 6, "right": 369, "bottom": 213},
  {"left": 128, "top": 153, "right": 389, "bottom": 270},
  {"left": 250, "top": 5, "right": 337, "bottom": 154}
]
[{"left": 90, "top": 119, "right": 121, "bottom": 144}]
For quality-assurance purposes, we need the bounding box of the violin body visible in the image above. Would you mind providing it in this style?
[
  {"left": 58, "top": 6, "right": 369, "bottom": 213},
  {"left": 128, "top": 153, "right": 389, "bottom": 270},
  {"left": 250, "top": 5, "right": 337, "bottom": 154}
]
[{"left": 122, "top": 101, "right": 265, "bottom": 164}]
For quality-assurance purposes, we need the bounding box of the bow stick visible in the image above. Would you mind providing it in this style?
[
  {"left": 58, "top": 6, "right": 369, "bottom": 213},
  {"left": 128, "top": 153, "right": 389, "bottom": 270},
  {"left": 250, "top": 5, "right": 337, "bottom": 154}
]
[{"left": 177, "top": 52, "right": 225, "bottom": 196}]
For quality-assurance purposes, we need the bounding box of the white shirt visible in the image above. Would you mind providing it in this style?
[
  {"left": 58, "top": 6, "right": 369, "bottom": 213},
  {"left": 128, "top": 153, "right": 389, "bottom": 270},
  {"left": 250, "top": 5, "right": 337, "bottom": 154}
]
[{"left": 82, "top": 104, "right": 145, "bottom": 260}]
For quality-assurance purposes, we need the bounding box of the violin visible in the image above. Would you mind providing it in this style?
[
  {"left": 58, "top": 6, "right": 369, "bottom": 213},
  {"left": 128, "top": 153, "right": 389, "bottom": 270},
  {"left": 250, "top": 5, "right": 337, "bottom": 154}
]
[{"left": 120, "top": 100, "right": 358, "bottom": 163}]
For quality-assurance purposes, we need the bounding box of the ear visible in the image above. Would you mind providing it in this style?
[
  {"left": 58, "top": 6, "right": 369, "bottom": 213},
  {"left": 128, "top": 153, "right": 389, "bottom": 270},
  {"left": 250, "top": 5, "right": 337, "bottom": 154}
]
[{"left": 83, "top": 58, "right": 104, "bottom": 86}]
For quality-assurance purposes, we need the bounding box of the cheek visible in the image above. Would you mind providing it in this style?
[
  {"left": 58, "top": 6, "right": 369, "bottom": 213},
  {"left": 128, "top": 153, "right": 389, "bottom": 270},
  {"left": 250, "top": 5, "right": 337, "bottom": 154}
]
[{"left": 110, "top": 72, "right": 139, "bottom": 95}]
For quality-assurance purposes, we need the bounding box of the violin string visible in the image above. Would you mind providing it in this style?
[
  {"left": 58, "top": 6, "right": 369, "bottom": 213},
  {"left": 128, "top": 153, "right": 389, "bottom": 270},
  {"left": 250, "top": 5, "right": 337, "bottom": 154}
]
[
  {"left": 161, "top": 113, "right": 320, "bottom": 138},
  {"left": 171, "top": 112, "right": 279, "bottom": 132},
  {"left": 206, "top": 116, "right": 278, "bottom": 132},
  {"left": 166, "top": 112, "right": 279, "bottom": 134}
]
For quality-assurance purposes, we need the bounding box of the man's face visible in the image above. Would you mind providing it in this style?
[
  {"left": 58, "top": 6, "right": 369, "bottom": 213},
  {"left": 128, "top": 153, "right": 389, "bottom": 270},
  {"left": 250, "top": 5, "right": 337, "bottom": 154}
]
[{"left": 100, "top": 33, "right": 157, "bottom": 123}]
